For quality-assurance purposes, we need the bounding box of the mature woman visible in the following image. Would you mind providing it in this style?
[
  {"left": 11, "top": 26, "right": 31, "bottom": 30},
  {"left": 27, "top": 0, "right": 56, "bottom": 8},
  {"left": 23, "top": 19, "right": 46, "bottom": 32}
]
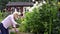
[{"left": 0, "top": 11, "right": 20, "bottom": 34}]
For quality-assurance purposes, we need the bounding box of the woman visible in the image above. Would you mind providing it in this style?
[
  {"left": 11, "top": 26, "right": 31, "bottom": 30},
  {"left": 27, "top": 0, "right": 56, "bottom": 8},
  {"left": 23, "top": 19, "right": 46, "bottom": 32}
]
[{"left": 0, "top": 11, "right": 20, "bottom": 34}]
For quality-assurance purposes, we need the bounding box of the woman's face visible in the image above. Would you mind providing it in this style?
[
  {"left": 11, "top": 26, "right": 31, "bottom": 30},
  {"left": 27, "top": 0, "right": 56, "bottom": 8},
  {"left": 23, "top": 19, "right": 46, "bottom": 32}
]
[{"left": 14, "top": 14, "right": 19, "bottom": 20}]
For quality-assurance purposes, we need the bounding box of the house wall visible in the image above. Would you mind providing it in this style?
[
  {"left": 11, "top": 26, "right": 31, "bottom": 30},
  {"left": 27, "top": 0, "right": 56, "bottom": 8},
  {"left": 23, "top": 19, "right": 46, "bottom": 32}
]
[
  {"left": 23, "top": 7, "right": 31, "bottom": 12},
  {"left": 6, "top": 6, "right": 32, "bottom": 16}
]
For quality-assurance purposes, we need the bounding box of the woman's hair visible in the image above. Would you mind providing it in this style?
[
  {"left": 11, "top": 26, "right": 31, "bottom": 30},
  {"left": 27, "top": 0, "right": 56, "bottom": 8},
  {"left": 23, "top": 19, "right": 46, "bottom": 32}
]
[{"left": 13, "top": 11, "right": 20, "bottom": 15}]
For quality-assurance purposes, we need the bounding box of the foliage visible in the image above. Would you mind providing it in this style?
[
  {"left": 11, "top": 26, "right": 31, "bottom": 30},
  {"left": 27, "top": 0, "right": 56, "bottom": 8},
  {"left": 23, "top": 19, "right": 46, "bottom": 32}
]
[
  {"left": 0, "top": 11, "right": 7, "bottom": 21},
  {"left": 0, "top": 0, "right": 9, "bottom": 10},
  {"left": 10, "top": 32, "right": 15, "bottom": 34},
  {"left": 18, "top": 0, "right": 58, "bottom": 34}
]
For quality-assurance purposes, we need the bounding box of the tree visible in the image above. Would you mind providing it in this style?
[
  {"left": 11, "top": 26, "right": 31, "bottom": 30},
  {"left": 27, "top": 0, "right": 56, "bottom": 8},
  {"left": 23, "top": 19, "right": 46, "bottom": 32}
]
[{"left": 0, "top": 0, "right": 9, "bottom": 12}]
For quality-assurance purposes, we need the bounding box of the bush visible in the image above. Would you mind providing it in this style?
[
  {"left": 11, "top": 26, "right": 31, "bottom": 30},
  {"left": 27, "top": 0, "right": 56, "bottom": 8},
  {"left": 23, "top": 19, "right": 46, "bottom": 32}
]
[{"left": 19, "top": 0, "right": 58, "bottom": 34}]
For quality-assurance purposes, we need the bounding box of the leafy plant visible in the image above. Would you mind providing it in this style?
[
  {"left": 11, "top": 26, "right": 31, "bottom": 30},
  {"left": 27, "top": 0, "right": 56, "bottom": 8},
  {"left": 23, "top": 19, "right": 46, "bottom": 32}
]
[{"left": 19, "top": 0, "right": 58, "bottom": 34}]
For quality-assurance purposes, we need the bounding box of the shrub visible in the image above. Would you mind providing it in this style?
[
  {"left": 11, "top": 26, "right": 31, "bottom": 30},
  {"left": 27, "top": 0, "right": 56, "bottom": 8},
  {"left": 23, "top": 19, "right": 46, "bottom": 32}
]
[{"left": 19, "top": 0, "right": 58, "bottom": 34}]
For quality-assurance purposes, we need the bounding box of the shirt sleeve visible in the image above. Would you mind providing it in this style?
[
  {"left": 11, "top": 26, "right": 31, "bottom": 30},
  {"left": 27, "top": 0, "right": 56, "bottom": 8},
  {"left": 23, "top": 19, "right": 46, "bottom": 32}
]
[{"left": 10, "top": 15, "right": 17, "bottom": 27}]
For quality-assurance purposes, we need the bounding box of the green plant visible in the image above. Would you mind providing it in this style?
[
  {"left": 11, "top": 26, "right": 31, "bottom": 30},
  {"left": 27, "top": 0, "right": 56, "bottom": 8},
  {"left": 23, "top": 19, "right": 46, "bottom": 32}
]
[
  {"left": 19, "top": 0, "right": 58, "bottom": 34},
  {"left": 10, "top": 32, "right": 15, "bottom": 34}
]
